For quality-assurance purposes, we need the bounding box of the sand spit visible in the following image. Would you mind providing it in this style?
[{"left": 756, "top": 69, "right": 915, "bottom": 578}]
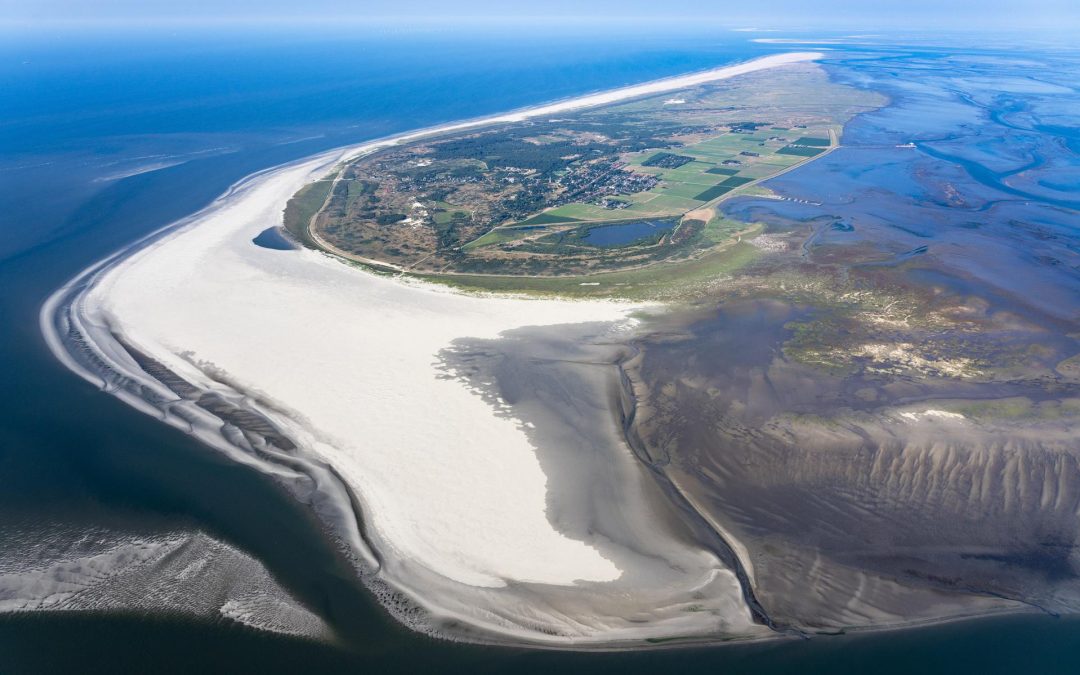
[
  {"left": 39, "top": 54, "right": 822, "bottom": 646},
  {"left": 0, "top": 525, "right": 331, "bottom": 639},
  {"left": 43, "top": 150, "right": 756, "bottom": 644}
]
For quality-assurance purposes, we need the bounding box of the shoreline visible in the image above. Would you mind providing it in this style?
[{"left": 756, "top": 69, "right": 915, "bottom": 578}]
[
  {"left": 39, "top": 53, "right": 820, "bottom": 648},
  {"left": 34, "top": 47, "right": 1048, "bottom": 652}
]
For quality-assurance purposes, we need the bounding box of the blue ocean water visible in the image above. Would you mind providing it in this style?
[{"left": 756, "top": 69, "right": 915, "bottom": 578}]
[
  {"left": 0, "top": 27, "right": 768, "bottom": 260},
  {"left": 3, "top": 25, "right": 1080, "bottom": 674}
]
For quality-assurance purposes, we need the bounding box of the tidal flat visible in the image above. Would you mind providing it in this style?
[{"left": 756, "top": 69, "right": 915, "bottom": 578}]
[{"left": 404, "top": 46, "right": 1080, "bottom": 640}]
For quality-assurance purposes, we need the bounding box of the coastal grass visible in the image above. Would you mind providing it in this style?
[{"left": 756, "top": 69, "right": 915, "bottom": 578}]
[
  {"left": 420, "top": 226, "right": 763, "bottom": 300},
  {"left": 462, "top": 226, "right": 543, "bottom": 250},
  {"left": 739, "top": 185, "right": 776, "bottom": 198},
  {"left": 701, "top": 217, "right": 758, "bottom": 245},
  {"left": 283, "top": 178, "right": 335, "bottom": 246}
]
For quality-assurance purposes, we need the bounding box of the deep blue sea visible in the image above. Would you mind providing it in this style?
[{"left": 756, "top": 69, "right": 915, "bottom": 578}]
[{"left": 3, "top": 25, "right": 1080, "bottom": 673}]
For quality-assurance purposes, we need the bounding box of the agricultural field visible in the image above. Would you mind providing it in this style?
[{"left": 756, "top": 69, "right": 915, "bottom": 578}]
[{"left": 289, "top": 62, "right": 881, "bottom": 279}]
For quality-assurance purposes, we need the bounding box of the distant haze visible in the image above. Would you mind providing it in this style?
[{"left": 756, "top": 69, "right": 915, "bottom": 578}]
[{"left": 4, "top": 0, "right": 1079, "bottom": 32}]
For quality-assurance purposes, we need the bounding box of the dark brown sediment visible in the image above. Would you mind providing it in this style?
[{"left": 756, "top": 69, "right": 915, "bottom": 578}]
[{"left": 612, "top": 341, "right": 792, "bottom": 635}]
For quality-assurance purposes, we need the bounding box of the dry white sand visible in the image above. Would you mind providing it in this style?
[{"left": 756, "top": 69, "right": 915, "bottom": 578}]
[
  {"left": 41, "top": 53, "right": 821, "bottom": 645},
  {"left": 93, "top": 156, "right": 631, "bottom": 590}
]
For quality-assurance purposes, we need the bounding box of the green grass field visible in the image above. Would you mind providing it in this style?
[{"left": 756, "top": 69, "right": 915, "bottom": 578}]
[
  {"left": 693, "top": 185, "right": 732, "bottom": 201},
  {"left": 719, "top": 176, "right": 755, "bottom": 187},
  {"left": 603, "top": 126, "right": 831, "bottom": 216},
  {"left": 778, "top": 146, "right": 825, "bottom": 157},
  {"left": 519, "top": 211, "right": 582, "bottom": 225},
  {"left": 469, "top": 121, "right": 834, "bottom": 256},
  {"left": 283, "top": 177, "right": 335, "bottom": 245},
  {"left": 435, "top": 208, "right": 471, "bottom": 225},
  {"left": 462, "top": 226, "right": 542, "bottom": 250},
  {"left": 542, "top": 203, "right": 609, "bottom": 220},
  {"left": 427, "top": 225, "right": 764, "bottom": 300}
]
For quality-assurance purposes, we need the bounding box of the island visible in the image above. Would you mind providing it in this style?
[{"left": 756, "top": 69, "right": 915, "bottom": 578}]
[{"left": 283, "top": 52, "right": 864, "bottom": 291}]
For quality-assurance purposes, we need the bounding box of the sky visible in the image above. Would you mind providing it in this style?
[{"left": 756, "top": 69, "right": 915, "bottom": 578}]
[{"left": 3, "top": 0, "right": 1079, "bottom": 32}]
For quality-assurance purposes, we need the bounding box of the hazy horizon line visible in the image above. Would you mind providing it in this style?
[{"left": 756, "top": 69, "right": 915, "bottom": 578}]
[{"left": 5, "top": 17, "right": 1080, "bottom": 35}]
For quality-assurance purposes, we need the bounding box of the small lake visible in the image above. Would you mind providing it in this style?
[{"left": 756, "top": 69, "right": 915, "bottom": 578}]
[{"left": 582, "top": 219, "right": 675, "bottom": 247}]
